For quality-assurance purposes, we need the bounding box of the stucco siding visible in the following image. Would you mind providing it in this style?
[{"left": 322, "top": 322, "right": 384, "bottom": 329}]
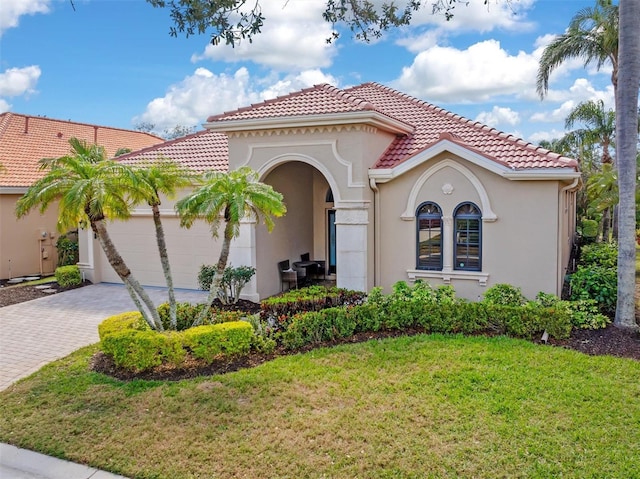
[
  {"left": 0, "top": 194, "right": 58, "bottom": 278},
  {"left": 376, "top": 154, "right": 562, "bottom": 300}
]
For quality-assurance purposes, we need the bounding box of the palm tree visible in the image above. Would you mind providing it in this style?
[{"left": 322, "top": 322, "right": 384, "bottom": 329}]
[
  {"left": 614, "top": 0, "right": 640, "bottom": 330},
  {"left": 564, "top": 99, "right": 617, "bottom": 240},
  {"left": 536, "top": 0, "right": 619, "bottom": 98},
  {"left": 176, "top": 166, "right": 286, "bottom": 325},
  {"left": 128, "top": 160, "right": 195, "bottom": 330},
  {"left": 15, "top": 138, "right": 164, "bottom": 331}
]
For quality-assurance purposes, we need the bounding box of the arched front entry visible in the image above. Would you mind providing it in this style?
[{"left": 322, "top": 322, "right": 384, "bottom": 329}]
[{"left": 254, "top": 161, "right": 336, "bottom": 299}]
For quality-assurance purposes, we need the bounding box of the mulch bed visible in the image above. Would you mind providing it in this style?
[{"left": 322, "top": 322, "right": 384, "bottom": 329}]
[{"left": 0, "top": 279, "right": 92, "bottom": 307}]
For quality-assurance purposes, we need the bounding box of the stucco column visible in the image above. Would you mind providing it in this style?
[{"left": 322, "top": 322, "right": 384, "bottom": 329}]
[
  {"left": 442, "top": 216, "right": 453, "bottom": 272},
  {"left": 76, "top": 226, "right": 97, "bottom": 283},
  {"left": 334, "top": 202, "right": 370, "bottom": 292},
  {"left": 227, "top": 217, "right": 259, "bottom": 302}
]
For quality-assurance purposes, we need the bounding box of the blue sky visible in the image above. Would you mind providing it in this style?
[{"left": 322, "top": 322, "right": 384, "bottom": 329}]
[{"left": 0, "top": 0, "right": 614, "bottom": 144}]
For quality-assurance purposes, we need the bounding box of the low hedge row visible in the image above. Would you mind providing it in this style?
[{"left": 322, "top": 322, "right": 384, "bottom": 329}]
[
  {"left": 99, "top": 312, "right": 253, "bottom": 372},
  {"left": 260, "top": 285, "right": 366, "bottom": 330},
  {"left": 280, "top": 301, "right": 572, "bottom": 350}
]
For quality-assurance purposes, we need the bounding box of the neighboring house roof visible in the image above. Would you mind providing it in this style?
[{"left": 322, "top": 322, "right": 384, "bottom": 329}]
[
  {"left": 116, "top": 130, "right": 228, "bottom": 173},
  {"left": 0, "top": 112, "right": 164, "bottom": 188},
  {"left": 205, "top": 82, "right": 578, "bottom": 172}
]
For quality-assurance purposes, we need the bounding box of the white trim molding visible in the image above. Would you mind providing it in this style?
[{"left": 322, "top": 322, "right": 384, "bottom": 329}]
[
  {"left": 242, "top": 140, "right": 364, "bottom": 188},
  {"left": 256, "top": 153, "right": 343, "bottom": 204},
  {"left": 407, "top": 269, "right": 489, "bottom": 286},
  {"left": 205, "top": 111, "right": 414, "bottom": 136},
  {"left": 368, "top": 139, "right": 579, "bottom": 183},
  {"left": 400, "top": 159, "right": 497, "bottom": 222}
]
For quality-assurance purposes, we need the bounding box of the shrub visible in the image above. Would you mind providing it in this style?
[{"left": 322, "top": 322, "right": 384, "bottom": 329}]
[
  {"left": 198, "top": 265, "right": 257, "bottom": 305},
  {"left": 569, "top": 265, "right": 617, "bottom": 315},
  {"left": 280, "top": 307, "right": 357, "bottom": 350},
  {"left": 55, "top": 265, "right": 82, "bottom": 287},
  {"left": 483, "top": 283, "right": 526, "bottom": 306},
  {"left": 566, "top": 299, "right": 611, "bottom": 330},
  {"left": 260, "top": 286, "right": 366, "bottom": 330},
  {"left": 102, "top": 329, "right": 186, "bottom": 372},
  {"left": 55, "top": 232, "right": 79, "bottom": 267},
  {"left": 579, "top": 242, "right": 617, "bottom": 269},
  {"left": 197, "top": 264, "right": 216, "bottom": 290},
  {"left": 535, "top": 292, "right": 610, "bottom": 330},
  {"left": 579, "top": 219, "right": 598, "bottom": 243},
  {"left": 99, "top": 312, "right": 254, "bottom": 371},
  {"left": 181, "top": 322, "right": 253, "bottom": 362}
]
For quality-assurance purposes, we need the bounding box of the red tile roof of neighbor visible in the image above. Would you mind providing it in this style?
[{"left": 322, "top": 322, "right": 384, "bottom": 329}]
[
  {"left": 207, "top": 82, "right": 578, "bottom": 171},
  {"left": 0, "top": 113, "right": 164, "bottom": 188},
  {"left": 115, "top": 130, "right": 229, "bottom": 173}
]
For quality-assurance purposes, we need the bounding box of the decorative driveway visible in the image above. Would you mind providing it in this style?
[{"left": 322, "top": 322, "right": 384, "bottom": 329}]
[{"left": 0, "top": 283, "right": 208, "bottom": 391}]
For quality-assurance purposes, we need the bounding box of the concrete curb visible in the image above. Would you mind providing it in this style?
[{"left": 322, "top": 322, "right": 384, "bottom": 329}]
[{"left": 0, "top": 443, "right": 128, "bottom": 478}]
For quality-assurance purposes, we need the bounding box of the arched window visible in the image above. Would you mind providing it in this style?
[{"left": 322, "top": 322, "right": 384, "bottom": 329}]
[
  {"left": 454, "top": 202, "right": 481, "bottom": 271},
  {"left": 416, "top": 202, "right": 443, "bottom": 270}
]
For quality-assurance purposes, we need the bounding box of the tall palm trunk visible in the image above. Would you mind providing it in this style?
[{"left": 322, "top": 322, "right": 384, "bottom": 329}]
[
  {"left": 151, "top": 204, "right": 177, "bottom": 329},
  {"left": 601, "top": 207, "right": 611, "bottom": 242},
  {"left": 91, "top": 219, "right": 164, "bottom": 331},
  {"left": 192, "top": 220, "right": 234, "bottom": 327},
  {"left": 614, "top": 0, "right": 639, "bottom": 330}
]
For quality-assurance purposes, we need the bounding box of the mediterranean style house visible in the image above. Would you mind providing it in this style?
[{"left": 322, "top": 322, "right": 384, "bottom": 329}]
[
  {"left": 80, "top": 82, "right": 580, "bottom": 301},
  {"left": 0, "top": 113, "right": 163, "bottom": 279}
]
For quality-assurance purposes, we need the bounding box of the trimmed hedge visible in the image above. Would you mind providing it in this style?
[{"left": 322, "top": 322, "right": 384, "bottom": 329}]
[
  {"left": 99, "top": 312, "right": 253, "bottom": 372},
  {"left": 55, "top": 265, "right": 82, "bottom": 287},
  {"left": 280, "top": 299, "right": 572, "bottom": 350},
  {"left": 260, "top": 286, "right": 366, "bottom": 331}
]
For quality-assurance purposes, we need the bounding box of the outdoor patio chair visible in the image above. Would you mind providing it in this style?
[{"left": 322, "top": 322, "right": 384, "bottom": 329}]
[
  {"left": 300, "top": 252, "right": 325, "bottom": 281},
  {"left": 278, "top": 260, "right": 298, "bottom": 291}
]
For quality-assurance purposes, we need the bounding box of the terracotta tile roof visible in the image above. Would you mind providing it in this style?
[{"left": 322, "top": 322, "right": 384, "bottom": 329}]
[
  {"left": 207, "top": 82, "right": 577, "bottom": 171},
  {"left": 206, "top": 83, "right": 381, "bottom": 122},
  {"left": 346, "top": 83, "right": 577, "bottom": 170},
  {"left": 116, "top": 130, "right": 228, "bottom": 173},
  {"left": 0, "top": 113, "right": 164, "bottom": 188}
]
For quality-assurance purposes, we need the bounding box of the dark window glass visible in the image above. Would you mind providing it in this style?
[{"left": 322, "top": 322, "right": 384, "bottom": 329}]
[
  {"left": 454, "top": 202, "right": 481, "bottom": 271},
  {"left": 416, "top": 202, "right": 443, "bottom": 270}
]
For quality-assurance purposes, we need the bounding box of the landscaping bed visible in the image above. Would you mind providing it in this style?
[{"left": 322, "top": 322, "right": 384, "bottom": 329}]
[{"left": 0, "top": 278, "right": 92, "bottom": 307}]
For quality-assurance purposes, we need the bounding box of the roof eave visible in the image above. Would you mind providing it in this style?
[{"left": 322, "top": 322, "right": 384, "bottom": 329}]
[
  {"left": 0, "top": 186, "right": 29, "bottom": 194},
  {"left": 368, "top": 139, "right": 579, "bottom": 183},
  {"left": 204, "top": 111, "right": 414, "bottom": 135}
]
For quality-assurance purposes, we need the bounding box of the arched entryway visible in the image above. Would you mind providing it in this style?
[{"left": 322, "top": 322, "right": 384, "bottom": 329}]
[{"left": 254, "top": 160, "right": 336, "bottom": 299}]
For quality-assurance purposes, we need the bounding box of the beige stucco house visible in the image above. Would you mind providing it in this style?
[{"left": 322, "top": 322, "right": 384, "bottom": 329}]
[
  {"left": 0, "top": 113, "right": 163, "bottom": 279},
  {"left": 81, "top": 83, "right": 580, "bottom": 301}
]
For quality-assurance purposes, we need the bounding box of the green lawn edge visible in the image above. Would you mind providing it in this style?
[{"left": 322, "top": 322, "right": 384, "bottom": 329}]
[{"left": 1, "top": 334, "right": 639, "bottom": 479}]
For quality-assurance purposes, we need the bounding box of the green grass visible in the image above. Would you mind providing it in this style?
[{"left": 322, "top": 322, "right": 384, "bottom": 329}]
[{"left": 1, "top": 335, "right": 639, "bottom": 479}]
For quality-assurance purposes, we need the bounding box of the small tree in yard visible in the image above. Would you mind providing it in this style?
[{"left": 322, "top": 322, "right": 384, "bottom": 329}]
[
  {"left": 126, "top": 160, "right": 195, "bottom": 330},
  {"left": 176, "top": 166, "right": 286, "bottom": 325},
  {"left": 15, "top": 138, "right": 164, "bottom": 331}
]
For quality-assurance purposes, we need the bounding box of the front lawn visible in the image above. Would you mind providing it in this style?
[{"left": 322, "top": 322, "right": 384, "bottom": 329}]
[{"left": 1, "top": 335, "right": 638, "bottom": 478}]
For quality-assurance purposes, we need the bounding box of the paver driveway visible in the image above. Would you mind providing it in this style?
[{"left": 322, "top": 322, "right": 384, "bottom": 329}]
[{"left": 0, "top": 283, "right": 208, "bottom": 391}]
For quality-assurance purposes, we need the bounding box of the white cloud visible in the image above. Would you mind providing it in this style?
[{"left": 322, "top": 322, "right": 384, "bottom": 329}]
[
  {"left": 0, "top": 99, "right": 10, "bottom": 113},
  {"left": 134, "top": 67, "right": 338, "bottom": 132},
  {"left": 0, "top": 0, "right": 50, "bottom": 35},
  {"left": 475, "top": 106, "right": 520, "bottom": 127},
  {"left": 393, "top": 40, "right": 538, "bottom": 103},
  {"left": 398, "top": 0, "right": 536, "bottom": 53},
  {"left": 0, "top": 65, "right": 41, "bottom": 97},
  {"left": 530, "top": 79, "right": 614, "bottom": 122},
  {"left": 528, "top": 128, "right": 566, "bottom": 144},
  {"left": 192, "top": 0, "right": 336, "bottom": 71}
]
